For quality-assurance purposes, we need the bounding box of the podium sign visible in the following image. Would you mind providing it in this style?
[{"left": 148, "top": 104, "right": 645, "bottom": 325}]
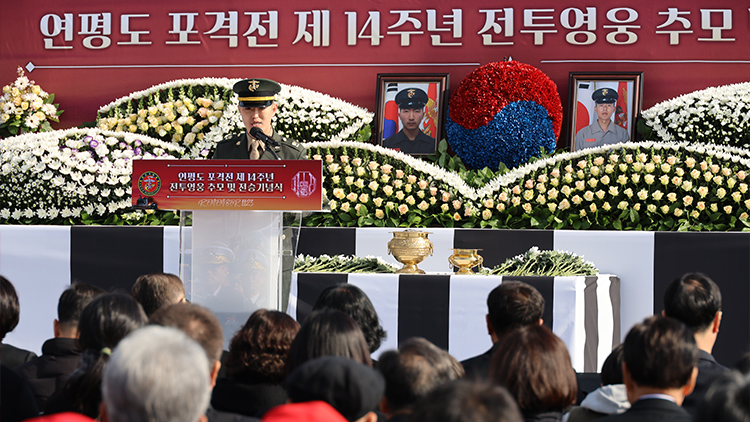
[{"left": 131, "top": 159, "right": 323, "bottom": 211}]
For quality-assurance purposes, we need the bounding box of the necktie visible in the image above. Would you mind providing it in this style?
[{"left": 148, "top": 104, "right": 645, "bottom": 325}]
[{"left": 249, "top": 138, "right": 262, "bottom": 159}]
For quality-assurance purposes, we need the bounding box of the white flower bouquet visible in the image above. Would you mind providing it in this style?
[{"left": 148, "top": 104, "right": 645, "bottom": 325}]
[{"left": 0, "top": 67, "right": 63, "bottom": 137}]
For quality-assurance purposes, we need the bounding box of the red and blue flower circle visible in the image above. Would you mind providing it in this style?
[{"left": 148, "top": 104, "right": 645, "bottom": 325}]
[{"left": 446, "top": 61, "right": 562, "bottom": 169}]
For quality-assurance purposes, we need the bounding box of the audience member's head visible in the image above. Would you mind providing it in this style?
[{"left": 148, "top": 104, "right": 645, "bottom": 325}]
[
  {"left": 286, "top": 356, "right": 384, "bottom": 422},
  {"left": 225, "top": 309, "right": 300, "bottom": 383},
  {"left": 600, "top": 343, "right": 625, "bottom": 386},
  {"left": 313, "top": 284, "right": 387, "bottom": 353},
  {"left": 487, "top": 281, "right": 544, "bottom": 340},
  {"left": 149, "top": 303, "right": 223, "bottom": 384},
  {"left": 101, "top": 325, "right": 210, "bottom": 422},
  {"left": 410, "top": 379, "right": 524, "bottom": 422},
  {"left": 490, "top": 325, "right": 577, "bottom": 415},
  {"left": 58, "top": 293, "right": 147, "bottom": 418},
  {"left": 0, "top": 275, "right": 20, "bottom": 342},
  {"left": 56, "top": 283, "right": 105, "bottom": 338},
  {"left": 622, "top": 316, "right": 698, "bottom": 403},
  {"left": 378, "top": 337, "right": 464, "bottom": 416},
  {"left": 663, "top": 273, "right": 722, "bottom": 335},
  {"left": 286, "top": 308, "right": 372, "bottom": 374},
  {"left": 131, "top": 273, "right": 186, "bottom": 316},
  {"left": 696, "top": 370, "right": 750, "bottom": 422}
]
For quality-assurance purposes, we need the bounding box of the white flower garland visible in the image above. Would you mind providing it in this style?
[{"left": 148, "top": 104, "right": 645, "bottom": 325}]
[
  {"left": 0, "top": 128, "right": 181, "bottom": 222},
  {"left": 641, "top": 81, "right": 750, "bottom": 144}
]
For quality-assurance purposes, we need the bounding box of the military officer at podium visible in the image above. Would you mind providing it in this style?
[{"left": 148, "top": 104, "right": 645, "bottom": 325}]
[{"left": 213, "top": 78, "right": 307, "bottom": 160}]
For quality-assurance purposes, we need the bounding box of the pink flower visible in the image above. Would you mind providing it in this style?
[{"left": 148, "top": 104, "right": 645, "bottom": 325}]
[{"left": 398, "top": 204, "right": 409, "bottom": 215}]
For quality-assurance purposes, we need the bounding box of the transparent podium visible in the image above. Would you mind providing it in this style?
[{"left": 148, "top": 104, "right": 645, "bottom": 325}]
[{"left": 131, "top": 159, "right": 323, "bottom": 347}]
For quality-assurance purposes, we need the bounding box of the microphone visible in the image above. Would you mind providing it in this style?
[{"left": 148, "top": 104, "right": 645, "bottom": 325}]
[{"left": 249, "top": 127, "right": 280, "bottom": 148}]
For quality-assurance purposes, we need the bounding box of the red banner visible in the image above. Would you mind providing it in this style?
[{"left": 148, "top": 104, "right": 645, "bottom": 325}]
[
  {"left": 2, "top": 1, "right": 749, "bottom": 146},
  {"left": 131, "top": 159, "right": 323, "bottom": 211}
]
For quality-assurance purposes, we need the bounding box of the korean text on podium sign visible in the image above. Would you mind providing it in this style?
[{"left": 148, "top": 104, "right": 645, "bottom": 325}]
[{"left": 131, "top": 159, "right": 323, "bottom": 211}]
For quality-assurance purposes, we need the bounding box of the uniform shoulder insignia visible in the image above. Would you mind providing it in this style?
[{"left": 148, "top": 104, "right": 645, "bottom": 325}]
[{"left": 218, "top": 133, "right": 241, "bottom": 144}]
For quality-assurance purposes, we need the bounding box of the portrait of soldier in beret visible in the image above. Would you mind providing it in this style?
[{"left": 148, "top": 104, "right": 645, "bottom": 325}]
[
  {"left": 382, "top": 87, "right": 436, "bottom": 155},
  {"left": 574, "top": 87, "right": 630, "bottom": 151}
]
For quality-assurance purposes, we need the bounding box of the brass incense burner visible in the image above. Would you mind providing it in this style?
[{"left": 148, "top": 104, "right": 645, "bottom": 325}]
[
  {"left": 387, "top": 230, "right": 434, "bottom": 274},
  {"left": 448, "top": 248, "right": 484, "bottom": 275}
]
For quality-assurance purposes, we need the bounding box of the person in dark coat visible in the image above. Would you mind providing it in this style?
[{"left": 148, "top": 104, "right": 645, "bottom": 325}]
[
  {"left": 211, "top": 309, "right": 300, "bottom": 418},
  {"left": 378, "top": 337, "right": 464, "bottom": 422},
  {"left": 410, "top": 379, "right": 523, "bottom": 422},
  {"left": 44, "top": 293, "right": 147, "bottom": 419},
  {"left": 490, "top": 325, "right": 578, "bottom": 422},
  {"left": 598, "top": 316, "right": 699, "bottom": 422},
  {"left": 0, "top": 275, "right": 37, "bottom": 368},
  {"left": 16, "top": 283, "right": 104, "bottom": 410},
  {"left": 313, "top": 283, "right": 387, "bottom": 356},
  {"left": 150, "top": 302, "right": 259, "bottom": 422},
  {"left": 461, "top": 281, "right": 545, "bottom": 380},
  {"left": 1, "top": 364, "right": 39, "bottom": 422},
  {"left": 662, "top": 272, "right": 729, "bottom": 416}
]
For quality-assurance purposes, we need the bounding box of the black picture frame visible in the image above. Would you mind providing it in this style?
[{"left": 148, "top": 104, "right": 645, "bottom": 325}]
[
  {"left": 567, "top": 72, "right": 644, "bottom": 152},
  {"left": 375, "top": 73, "right": 449, "bottom": 156}
]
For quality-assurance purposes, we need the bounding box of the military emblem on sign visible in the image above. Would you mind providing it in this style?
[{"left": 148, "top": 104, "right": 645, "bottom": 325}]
[
  {"left": 291, "top": 171, "right": 317, "bottom": 198},
  {"left": 138, "top": 171, "right": 161, "bottom": 196},
  {"left": 407, "top": 89, "right": 416, "bottom": 98}
]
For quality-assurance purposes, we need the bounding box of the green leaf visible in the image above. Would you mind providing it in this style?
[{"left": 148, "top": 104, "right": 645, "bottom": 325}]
[{"left": 629, "top": 208, "right": 638, "bottom": 223}]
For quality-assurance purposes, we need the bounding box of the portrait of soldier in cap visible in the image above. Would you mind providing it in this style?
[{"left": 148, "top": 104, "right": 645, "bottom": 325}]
[
  {"left": 382, "top": 87, "right": 436, "bottom": 155},
  {"left": 213, "top": 78, "right": 307, "bottom": 160},
  {"left": 574, "top": 87, "right": 630, "bottom": 151}
]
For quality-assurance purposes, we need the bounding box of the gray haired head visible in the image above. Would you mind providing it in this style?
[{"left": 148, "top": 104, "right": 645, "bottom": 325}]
[{"left": 102, "top": 325, "right": 211, "bottom": 422}]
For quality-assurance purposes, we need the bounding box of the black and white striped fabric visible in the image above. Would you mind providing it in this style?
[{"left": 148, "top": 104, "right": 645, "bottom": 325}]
[
  {"left": 1, "top": 226, "right": 748, "bottom": 370},
  {"left": 290, "top": 272, "right": 620, "bottom": 372}
]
